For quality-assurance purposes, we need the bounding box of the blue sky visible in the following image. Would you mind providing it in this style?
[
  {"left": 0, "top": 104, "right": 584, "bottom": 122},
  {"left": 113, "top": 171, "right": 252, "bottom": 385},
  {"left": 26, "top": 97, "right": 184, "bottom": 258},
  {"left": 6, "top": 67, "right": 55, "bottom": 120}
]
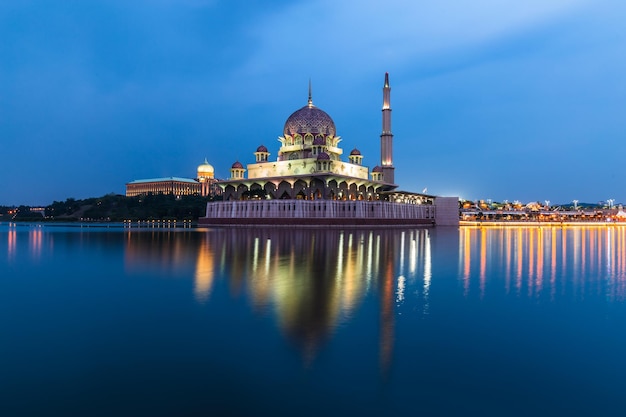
[{"left": 1, "top": 0, "right": 624, "bottom": 206}]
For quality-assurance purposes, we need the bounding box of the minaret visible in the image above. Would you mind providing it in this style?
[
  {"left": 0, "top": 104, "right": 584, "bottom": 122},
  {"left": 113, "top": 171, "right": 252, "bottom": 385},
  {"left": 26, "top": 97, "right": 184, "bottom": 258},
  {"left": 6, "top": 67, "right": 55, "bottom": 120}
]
[{"left": 380, "top": 73, "right": 395, "bottom": 184}]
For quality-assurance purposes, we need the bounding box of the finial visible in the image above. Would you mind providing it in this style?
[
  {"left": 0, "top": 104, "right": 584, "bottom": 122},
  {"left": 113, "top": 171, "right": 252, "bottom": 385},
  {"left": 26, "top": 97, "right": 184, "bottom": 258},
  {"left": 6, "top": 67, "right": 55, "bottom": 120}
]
[
  {"left": 384, "top": 72, "right": 389, "bottom": 88},
  {"left": 308, "top": 79, "right": 313, "bottom": 107}
]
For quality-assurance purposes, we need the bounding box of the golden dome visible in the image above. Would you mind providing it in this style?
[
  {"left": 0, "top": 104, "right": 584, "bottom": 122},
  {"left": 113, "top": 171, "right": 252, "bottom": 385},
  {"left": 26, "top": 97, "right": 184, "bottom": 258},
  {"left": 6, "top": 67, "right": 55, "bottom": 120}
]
[{"left": 197, "top": 158, "right": 214, "bottom": 175}]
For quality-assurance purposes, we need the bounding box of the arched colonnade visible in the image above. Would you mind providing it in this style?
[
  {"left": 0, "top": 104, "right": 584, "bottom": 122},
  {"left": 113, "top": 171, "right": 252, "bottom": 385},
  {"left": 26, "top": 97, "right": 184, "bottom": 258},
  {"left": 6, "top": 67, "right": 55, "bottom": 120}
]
[{"left": 222, "top": 178, "right": 385, "bottom": 201}]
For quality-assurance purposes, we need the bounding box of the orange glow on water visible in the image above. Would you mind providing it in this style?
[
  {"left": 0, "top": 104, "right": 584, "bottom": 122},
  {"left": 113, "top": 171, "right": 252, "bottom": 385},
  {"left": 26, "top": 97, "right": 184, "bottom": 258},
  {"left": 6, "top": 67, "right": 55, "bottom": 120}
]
[{"left": 459, "top": 226, "right": 626, "bottom": 301}]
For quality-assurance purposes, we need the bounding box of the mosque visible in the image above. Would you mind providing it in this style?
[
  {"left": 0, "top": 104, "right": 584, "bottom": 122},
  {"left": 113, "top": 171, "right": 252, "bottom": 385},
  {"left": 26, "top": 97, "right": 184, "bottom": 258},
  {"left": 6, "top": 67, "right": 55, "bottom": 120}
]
[
  {"left": 219, "top": 74, "right": 396, "bottom": 201},
  {"left": 199, "top": 73, "right": 459, "bottom": 226}
]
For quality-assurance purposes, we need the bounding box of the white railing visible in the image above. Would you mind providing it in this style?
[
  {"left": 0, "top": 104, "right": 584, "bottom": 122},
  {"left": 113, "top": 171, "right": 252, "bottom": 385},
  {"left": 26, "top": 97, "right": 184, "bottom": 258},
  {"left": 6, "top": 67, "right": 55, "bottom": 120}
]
[{"left": 204, "top": 200, "right": 435, "bottom": 220}]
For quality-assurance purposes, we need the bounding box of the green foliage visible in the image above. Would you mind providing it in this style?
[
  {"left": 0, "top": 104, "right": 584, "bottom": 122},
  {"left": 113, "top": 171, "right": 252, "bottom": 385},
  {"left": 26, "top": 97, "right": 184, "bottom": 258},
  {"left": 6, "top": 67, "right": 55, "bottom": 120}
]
[{"left": 37, "top": 193, "right": 215, "bottom": 222}]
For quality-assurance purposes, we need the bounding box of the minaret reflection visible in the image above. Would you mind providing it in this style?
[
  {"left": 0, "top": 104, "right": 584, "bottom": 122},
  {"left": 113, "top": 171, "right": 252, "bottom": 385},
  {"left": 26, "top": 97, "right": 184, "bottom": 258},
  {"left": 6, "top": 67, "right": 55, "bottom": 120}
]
[
  {"left": 459, "top": 226, "right": 626, "bottom": 301},
  {"left": 380, "top": 254, "right": 395, "bottom": 376}
]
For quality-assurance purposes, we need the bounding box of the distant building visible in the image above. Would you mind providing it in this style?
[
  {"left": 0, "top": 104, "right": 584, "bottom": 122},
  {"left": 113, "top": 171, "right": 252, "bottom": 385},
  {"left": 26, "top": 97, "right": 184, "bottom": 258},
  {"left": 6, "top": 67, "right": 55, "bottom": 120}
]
[
  {"left": 125, "top": 177, "right": 202, "bottom": 198},
  {"left": 125, "top": 159, "right": 222, "bottom": 198},
  {"left": 196, "top": 158, "right": 222, "bottom": 198}
]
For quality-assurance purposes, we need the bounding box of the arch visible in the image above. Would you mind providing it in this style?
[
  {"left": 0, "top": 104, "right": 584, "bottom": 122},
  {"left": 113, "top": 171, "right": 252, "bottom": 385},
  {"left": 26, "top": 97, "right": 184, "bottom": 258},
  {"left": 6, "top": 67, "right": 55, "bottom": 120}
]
[
  {"left": 326, "top": 180, "right": 338, "bottom": 200},
  {"left": 236, "top": 184, "right": 249, "bottom": 200},
  {"left": 293, "top": 179, "right": 308, "bottom": 199},
  {"left": 310, "top": 178, "right": 325, "bottom": 200},
  {"left": 277, "top": 181, "right": 292, "bottom": 199},
  {"left": 223, "top": 185, "right": 237, "bottom": 201},
  {"left": 348, "top": 183, "right": 358, "bottom": 200},
  {"left": 264, "top": 182, "right": 277, "bottom": 199},
  {"left": 338, "top": 181, "right": 349, "bottom": 200},
  {"left": 249, "top": 183, "right": 265, "bottom": 200},
  {"left": 358, "top": 184, "right": 367, "bottom": 200}
]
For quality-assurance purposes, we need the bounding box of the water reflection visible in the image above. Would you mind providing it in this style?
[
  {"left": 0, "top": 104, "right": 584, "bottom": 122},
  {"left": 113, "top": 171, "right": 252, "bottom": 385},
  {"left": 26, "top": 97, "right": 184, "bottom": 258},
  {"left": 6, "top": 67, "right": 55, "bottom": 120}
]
[
  {"left": 3, "top": 223, "right": 45, "bottom": 262},
  {"left": 209, "top": 228, "right": 405, "bottom": 362},
  {"left": 459, "top": 225, "right": 626, "bottom": 301},
  {"left": 9, "top": 223, "right": 626, "bottom": 370},
  {"left": 5, "top": 223, "right": 626, "bottom": 416},
  {"left": 118, "top": 227, "right": 438, "bottom": 366}
]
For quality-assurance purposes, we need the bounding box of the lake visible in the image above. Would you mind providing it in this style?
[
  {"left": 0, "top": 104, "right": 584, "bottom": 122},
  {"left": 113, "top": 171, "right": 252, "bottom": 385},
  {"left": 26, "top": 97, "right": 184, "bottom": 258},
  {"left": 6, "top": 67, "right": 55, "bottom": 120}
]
[{"left": 1, "top": 223, "right": 626, "bottom": 416}]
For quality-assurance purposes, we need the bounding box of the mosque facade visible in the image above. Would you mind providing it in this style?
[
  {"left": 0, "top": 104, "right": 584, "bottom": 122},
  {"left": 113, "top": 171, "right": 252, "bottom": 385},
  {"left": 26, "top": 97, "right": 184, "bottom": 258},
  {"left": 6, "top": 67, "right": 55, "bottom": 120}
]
[
  {"left": 219, "top": 75, "right": 395, "bottom": 202},
  {"left": 200, "top": 74, "right": 459, "bottom": 227}
]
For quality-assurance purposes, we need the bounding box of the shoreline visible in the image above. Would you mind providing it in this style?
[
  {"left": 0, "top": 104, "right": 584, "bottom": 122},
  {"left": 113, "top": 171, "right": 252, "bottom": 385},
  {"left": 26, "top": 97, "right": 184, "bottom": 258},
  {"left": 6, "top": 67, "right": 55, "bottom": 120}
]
[{"left": 460, "top": 220, "right": 626, "bottom": 227}]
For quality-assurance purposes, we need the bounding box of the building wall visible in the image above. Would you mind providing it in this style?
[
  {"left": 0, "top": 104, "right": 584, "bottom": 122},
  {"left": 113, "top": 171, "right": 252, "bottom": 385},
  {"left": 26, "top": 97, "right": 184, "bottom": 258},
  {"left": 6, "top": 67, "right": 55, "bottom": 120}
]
[
  {"left": 246, "top": 159, "right": 369, "bottom": 180},
  {"left": 126, "top": 180, "right": 202, "bottom": 197},
  {"left": 434, "top": 197, "right": 460, "bottom": 226},
  {"left": 202, "top": 200, "right": 436, "bottom": 225}
]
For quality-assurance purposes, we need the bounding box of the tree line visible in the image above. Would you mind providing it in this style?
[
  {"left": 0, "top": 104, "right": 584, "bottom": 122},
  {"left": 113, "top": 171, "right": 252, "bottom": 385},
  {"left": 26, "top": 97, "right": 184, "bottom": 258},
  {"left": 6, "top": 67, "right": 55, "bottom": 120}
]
[{"left": 2, "top": 193, "right": 222, "bottom": 222}]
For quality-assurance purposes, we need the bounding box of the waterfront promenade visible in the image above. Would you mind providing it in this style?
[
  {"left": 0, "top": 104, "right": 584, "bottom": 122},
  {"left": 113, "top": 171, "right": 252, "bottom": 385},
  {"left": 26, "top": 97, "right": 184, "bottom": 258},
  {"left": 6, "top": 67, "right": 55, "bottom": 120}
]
[{"left": 461, "top": 220, "right": 626, "bottom": 227}]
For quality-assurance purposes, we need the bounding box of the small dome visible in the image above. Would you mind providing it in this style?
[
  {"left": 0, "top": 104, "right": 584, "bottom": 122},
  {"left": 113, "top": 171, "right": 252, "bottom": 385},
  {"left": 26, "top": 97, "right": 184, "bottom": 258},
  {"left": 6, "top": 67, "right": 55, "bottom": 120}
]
[
  {"left": 317, "top": 152, "right": 330, "bottom": 161},
  {"left": 350, "top": 148, "right": 361, "bottom": 156},
  {"left": 372, "top": 165, "right": 383, "bottom": 172},
  {"left": 256, "top": 145, "right": 268, "bottom": 153},
  {"left": 231, "top": 161, "right": 244, "bottom": 169},
  {"left": 313, "top": 136, "right": 325, "bottom": 145},
  {"left": 197, "top": 158, "right": 214, "bottom": 174}
]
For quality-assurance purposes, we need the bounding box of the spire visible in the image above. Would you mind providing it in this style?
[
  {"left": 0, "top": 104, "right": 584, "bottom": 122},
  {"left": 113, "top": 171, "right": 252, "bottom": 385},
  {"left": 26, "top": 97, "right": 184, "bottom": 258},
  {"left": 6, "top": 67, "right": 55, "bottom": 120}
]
[
  {"left": 380, "top": 72, "right": 395, "bottom": 185},
  {"left": 307, "top": 79, "right": 313, "bottom": 107},
  {"left": 382, "top": 72, "right": 391, "bottom": 110}
]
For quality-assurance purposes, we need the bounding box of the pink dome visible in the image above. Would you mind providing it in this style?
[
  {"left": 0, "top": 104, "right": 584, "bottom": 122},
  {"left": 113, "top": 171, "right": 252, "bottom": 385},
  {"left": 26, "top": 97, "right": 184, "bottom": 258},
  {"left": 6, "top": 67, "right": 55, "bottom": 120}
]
[
  {"left": 317, "top": 152, "right": 330, "bottom": 161},
  {"left": 350, "top": 148, "right": 361, "bottom": 156},
  {"left": 372, "top": 165, "right": 383, "bottom": 172},
  {"left": 231, "top": 161, "right": 244, "bottom": 169},
  {"left": 284, "top": 105, "right": 336, "bottom": 137},
  {"left": 256, "top": 145, "right": 268, "bottom": 153}
]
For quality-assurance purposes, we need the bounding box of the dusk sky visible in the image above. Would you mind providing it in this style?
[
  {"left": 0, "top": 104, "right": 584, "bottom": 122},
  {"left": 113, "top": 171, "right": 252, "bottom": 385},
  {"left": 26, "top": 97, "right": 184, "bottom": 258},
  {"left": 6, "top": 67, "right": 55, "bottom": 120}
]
[{"left": 1, "top": 0, "right": 625, "bottom": 206}]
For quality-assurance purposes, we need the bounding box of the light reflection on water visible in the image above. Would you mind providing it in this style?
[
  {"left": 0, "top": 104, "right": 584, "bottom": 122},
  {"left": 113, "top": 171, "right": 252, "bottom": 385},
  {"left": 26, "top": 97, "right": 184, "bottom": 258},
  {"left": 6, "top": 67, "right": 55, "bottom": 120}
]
[
  {"left": 180, "top": 228, "right": 437, "bottom": 361},
  {"left": 459, "top": 225, "right": 626, "bottom": 301},
  {"left": 2, "top": 223, "right": 626, "bottom": 416}
]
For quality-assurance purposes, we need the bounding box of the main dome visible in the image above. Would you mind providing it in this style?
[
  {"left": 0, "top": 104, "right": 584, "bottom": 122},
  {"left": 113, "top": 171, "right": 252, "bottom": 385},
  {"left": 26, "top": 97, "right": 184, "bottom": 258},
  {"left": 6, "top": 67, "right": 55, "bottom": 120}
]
[{"left": 283, "top": 103, "right": 336, "bottom": 137}]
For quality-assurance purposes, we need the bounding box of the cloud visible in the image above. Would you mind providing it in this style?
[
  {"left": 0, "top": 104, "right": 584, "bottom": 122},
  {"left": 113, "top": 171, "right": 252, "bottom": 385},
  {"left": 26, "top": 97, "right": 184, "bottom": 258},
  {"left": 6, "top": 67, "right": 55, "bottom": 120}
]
[{"left": 238, "top": 0, "right": 590, "bottom": 77}]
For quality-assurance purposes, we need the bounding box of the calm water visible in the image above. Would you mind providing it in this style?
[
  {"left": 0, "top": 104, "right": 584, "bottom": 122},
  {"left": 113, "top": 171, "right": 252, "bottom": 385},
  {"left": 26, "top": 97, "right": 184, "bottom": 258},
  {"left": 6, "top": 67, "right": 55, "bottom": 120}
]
[{"left": 1, "top": 223, "right": 626, "bottom": 416}]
